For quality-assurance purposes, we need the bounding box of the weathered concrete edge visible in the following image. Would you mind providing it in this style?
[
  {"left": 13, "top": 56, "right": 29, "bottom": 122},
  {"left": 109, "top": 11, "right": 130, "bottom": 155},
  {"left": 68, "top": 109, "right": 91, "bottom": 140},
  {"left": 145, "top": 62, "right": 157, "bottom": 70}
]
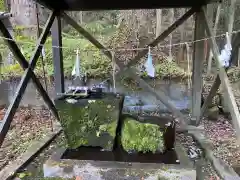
[
  {"left": 189, "top": 131, "right": 240, "bottom": 180},
  {"left": 177, "top": 125, "right": 205, "bottom": 133},
  {"left": 43, "top": 141, "right": 196, "bottom": 179},
  {"left": 47, "top": 142, "right": 194, "bottom": 169},
  {"left": 174, "top": 141, "right": 194, "bottom": 168},
  {"left": 0, "top": 125, "right": 62, "bottom": 180}
]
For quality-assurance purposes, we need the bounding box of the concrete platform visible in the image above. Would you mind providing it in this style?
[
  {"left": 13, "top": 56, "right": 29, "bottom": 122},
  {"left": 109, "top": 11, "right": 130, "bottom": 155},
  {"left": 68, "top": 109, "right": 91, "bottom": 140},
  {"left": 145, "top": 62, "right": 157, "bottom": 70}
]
[{"left": 43, "top": 142, "right": 196, "bottom": 180}]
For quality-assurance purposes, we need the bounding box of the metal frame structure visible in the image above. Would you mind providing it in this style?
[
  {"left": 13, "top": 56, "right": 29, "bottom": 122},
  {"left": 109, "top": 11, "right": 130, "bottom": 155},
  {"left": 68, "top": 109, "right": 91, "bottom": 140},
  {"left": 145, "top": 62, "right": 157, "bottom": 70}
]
[{"left": 0, "top": 0, "right": 240, "bottom": 148}]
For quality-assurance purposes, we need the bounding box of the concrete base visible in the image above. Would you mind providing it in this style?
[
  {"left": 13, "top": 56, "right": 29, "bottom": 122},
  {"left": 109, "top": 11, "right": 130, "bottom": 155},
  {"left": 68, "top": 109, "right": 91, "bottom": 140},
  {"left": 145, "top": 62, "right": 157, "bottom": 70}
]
[{"left": 43, "top": 142, "right": 196, "bottom": 180}]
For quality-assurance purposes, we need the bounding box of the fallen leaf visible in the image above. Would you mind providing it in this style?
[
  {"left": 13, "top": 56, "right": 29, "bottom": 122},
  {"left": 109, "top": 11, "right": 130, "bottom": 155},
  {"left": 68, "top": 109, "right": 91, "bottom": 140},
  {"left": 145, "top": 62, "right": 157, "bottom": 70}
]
[{"left": 76, "top": 176, "right": 83, "bottom": 180}]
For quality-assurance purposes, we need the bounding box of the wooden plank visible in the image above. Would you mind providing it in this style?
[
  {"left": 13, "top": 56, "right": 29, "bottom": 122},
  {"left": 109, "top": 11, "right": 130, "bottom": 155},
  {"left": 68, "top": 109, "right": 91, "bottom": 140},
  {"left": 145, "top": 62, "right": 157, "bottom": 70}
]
[
  {"left": 190, "top": 131, "right": 240, "bottom": 180},
  {"left": 0, "top": 126, "right": 62, "bottom": 180},
  {"left": 207, "top": 4, "right": 221, "bottom": 74},
  {"left": 174, "top": 142, "right": 194, "bottom": 168},
  {"left": 51, "top": 15, "right": 65, "bottom": 97},
  {"left": 227, "top": 0, "right": 236, "bottom": 41},
  {"left": 200, "top": 75, "right": 221, "bottom": 118},
  {"left": 202, "top": 7, "right": 240, "bottom": 142},
  {"left": 177, "top": 125, "right": 204, "bottom": 133},
  {"left": 191, "top": 9, "right": 205, "bottom": 125}
]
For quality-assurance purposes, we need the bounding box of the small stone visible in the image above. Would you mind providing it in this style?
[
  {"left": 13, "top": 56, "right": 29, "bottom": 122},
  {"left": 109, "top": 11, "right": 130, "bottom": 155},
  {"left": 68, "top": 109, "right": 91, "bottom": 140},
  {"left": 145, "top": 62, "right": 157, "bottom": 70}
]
[{"left": 13, "top": 178, "right": 21, "bottom": 180}]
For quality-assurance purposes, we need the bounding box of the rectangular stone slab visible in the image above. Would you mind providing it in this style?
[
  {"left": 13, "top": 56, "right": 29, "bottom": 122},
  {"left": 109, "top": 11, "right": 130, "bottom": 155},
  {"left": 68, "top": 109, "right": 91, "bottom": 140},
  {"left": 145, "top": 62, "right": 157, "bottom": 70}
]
[
  {"left": 120, "top": 114, "right": 175, "bottom": 153},
  {"left": 54, "top": 93, "right": 124, "bottom": 150},
  {"left": 43, "top": 142, "right": 196, "bottom": 180},
  {"left": 121, "top": 118, "right": 165, "bottom": 153}
]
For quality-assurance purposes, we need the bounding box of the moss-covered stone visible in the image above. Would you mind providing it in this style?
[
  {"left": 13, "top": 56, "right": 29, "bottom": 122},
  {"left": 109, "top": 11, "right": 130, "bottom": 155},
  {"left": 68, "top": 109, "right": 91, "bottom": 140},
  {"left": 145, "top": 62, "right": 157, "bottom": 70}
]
[
  {"left": 121, "top": 117, "right": 165, "bottom": 153},
  {"left": 55, "top": 93, "right": 123, "bottom": 150}
]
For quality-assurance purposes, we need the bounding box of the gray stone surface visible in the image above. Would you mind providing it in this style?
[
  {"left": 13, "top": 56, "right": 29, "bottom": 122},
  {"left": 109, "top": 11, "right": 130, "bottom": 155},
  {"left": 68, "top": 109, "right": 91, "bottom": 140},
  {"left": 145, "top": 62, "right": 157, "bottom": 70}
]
[{"left": 43, "top": 143, "right": 196, "bottom": 180}]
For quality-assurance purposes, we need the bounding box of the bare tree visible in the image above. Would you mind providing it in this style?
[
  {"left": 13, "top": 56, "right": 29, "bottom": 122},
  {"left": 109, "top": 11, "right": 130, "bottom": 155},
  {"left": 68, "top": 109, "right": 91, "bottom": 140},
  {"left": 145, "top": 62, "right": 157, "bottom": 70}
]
[
  {"left": 227, "top": 0, "right": 236, "bottom": 41},
  {"left": 207, "top": 4, "right": 221, "bottom": 74},
  {"left": 168, "top": 9, "right": 174, "bottom": 61},
  {"left": 156, "top": 9, "right": 162, "bottom": 37},
  {"left": 177, "top": 8, "right": 186, "bottom": 64},
  {"left": 225, "top": 0, "right": 239, "bottom": 66},
  {"left": 79, "top": 11, "right": 83, "bottom": 24},
  {"left": 10, "top": 0, "right": 37, "bottom": 28}
]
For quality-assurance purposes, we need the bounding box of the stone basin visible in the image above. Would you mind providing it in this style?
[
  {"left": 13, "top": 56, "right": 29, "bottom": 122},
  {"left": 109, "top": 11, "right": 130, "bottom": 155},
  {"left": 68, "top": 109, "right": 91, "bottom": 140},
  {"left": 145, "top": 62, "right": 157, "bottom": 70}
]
[{"left": 54, "top": 93, "right": 124, "bottom": 150}]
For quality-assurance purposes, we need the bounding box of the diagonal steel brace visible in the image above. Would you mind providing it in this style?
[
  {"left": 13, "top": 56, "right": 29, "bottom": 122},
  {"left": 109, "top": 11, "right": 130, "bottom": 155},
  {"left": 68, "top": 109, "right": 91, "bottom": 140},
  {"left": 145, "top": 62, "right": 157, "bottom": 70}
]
[
  {"left": 0, "top": 11, "right": 58, "bottom": 147},
  {"left": 202, "top": 8, "right": 240, "bottom": 143},
  {"left": 117, "top": 8, "right": 197, "bottom": 126},
  {"left": 201, "top": 7, "right": 240, "bottom": 141},
  {"left": 61, "top": 13, "right": 119, "bottom": 67},
  {"left": 63, "top": 7, "right": 196, "bottom": 127},
  {"left": 121, "top": 7, "right": 197, "bottom": 72}
]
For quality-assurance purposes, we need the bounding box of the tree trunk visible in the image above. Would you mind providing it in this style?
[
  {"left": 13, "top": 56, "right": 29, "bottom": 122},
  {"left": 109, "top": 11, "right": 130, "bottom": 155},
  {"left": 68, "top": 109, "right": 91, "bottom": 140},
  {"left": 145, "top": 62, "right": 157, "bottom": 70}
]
[
  {"left": 177, "top": 8, "right": 186, "bottom": 64},
  {"left": 156, "top": 9, "right": 162, "bottom": 37},
  {"left": 168, "top": 9, "right": 174, "bottom": 61},
  {"left": 226, "top": 0, "right": 239, "bottom": 66},
  {"left": 179, "top": 9, "right": 186, "bottom": 42},
  {"left": 227, "top": 0, "right": 236, "bottom": 41},
  {"left": 207, "top": 4, "right": 221, "bottom": 74},
  {"left": 79, "top": 11, "right": 83, "bottom": 24},
  {"left": 10, "top": 0, "right": 37, "bottom": 27}
]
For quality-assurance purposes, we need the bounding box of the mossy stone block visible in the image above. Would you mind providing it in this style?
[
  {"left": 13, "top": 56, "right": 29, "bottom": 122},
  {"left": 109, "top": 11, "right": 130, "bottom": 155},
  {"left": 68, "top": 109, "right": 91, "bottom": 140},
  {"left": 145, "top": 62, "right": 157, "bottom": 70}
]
[
  {"left": 121, "top": 117, "right": 165, "bottom": 153},
  {"left": 206, "top": 106, "right": 219, "bottom": 121},
  {"left": 55, "top": 93, "right": 124, "bottom": 150}
]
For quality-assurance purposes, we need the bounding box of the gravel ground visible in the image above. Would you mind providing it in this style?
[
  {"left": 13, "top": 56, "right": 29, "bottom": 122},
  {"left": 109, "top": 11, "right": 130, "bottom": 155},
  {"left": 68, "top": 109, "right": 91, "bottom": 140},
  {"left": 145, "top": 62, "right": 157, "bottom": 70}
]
[
  {"left": 176, "top": 133, "right": 222, "bottom": 180},
  {"left": 0, "top": 106, "right": 56, "bottom": 171},
  {"left": 176, "top": 114, "right": 240, "bottom": 179},
  {"left": 2, "top": 107, "right": 239, "bottom": 180},
  {"left": 201, "top": 115, "right": 240, "bottom": 174},
  {"left": 13, "top": 134, "right": 67, "bottom": 180}
]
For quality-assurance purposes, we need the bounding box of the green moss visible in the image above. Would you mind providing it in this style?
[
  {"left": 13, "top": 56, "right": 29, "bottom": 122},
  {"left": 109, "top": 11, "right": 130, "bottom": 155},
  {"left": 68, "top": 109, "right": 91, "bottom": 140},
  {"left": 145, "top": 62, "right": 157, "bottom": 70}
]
[
  {"left": 0, "top": 0, "right": 4, "bottom": 11},
  {"left": 1, "top": 24, "right": 192, "bottom": 82},
  {"left": 1, "top": 34, "right": 111, "bottom": 80},
  {"left": 55, "top": 95, "right": 122, "bottom": 150},
  {"left": 121, "top": 117, "right": 165, "bottom": 153},
  {"left": 97, "top": 120, "right": 117, "bottom": 137},
  {"left": 155, "top": 61, "right": 189, "bottom": 79}
]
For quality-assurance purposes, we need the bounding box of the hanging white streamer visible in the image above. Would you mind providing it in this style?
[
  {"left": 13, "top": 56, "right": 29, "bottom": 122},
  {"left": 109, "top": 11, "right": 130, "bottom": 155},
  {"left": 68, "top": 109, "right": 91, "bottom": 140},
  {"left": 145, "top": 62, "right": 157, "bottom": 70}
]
[
  {"left": 71, "top": 49, "right": 81, "bottom": 77},
  {"left": 144, "top": 46, "right": 155, "bottom": 78},
  {"left": 41, "top": 46, "right": 46, "bottom": 59},
  {"left": 218, "top": 32, "right": 232, "bottom": 68},
  {"left": 111, "top": 51, "right": 116, "bottom": 93}
]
